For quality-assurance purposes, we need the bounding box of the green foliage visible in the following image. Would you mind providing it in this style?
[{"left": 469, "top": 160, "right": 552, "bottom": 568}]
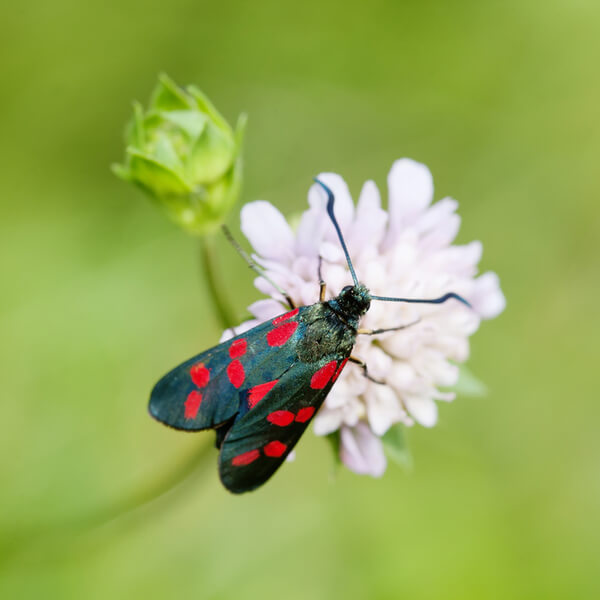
[
  {"left": 325, "top": 430, "right": 342, "bottom": 464},
  {"left": 449, "top": 363, "right": 488, "bottom": 398},
  {"left": 382, "top": 424, "right": 413, "bottom": 471},
  {"left": 113, "top": 74, "right": 246, "bottom": 234}
]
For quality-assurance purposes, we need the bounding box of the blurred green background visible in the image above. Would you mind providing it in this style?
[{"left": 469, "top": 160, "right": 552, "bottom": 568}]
[{"left": 2, "top": 0, "right": 599, "bottom": 598}]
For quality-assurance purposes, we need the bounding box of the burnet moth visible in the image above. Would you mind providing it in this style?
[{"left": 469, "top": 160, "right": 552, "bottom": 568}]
[{"left": 149, "top": 179, "right": 470, "bottom": 494}]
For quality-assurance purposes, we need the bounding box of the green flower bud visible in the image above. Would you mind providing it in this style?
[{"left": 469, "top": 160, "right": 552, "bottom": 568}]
[{"left": 113, "top": 74, "right": 246, "bottom": 234}]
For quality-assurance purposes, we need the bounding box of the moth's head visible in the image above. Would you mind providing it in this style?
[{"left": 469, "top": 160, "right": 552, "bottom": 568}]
[{"left": 338, "top": 283, "right": 371, "bottom": 317}]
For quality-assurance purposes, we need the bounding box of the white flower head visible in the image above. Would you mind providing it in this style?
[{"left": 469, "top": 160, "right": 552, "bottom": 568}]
[{"left": 229, "top": 159, "right": 505, "bottom": 477}]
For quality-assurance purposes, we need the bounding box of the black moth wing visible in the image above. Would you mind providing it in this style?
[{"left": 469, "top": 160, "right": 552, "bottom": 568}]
[
  {"left": 149, "top": 317, "right": 293, "bottom": 432},
  {"left": 219, "top": 353, "right": 349, "bottom": 494}
]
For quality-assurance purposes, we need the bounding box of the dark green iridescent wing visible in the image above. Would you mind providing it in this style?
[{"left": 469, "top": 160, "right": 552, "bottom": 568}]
[
  {"left": 218, "top": 353, "right": 349, "bottom": 494},
  {"left": 150, "top": 303, "right": 353, "bottom": 493},
  {"left": 148, "top": 307, "right": 306, "bottom": 432}
]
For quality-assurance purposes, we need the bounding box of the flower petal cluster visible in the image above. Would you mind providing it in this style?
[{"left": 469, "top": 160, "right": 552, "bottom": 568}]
[{"left": 234, "top": 159, "right": 505, "bottom": 476}]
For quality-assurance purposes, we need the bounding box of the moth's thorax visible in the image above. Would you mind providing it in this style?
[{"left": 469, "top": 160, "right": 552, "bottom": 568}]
[
  {"left": 294, "top": 283, "right": 370, "bottom": 362},
  {"left": 330, "top": 283, "right": 371, "bottom": 322},
  {"left": 295, "top": 300, "right": 358, "bottom": 364}
]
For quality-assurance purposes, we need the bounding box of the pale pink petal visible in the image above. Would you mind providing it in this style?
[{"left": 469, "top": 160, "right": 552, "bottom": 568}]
[
  {"left": 471, "top": 272, "right": 506, "bottom": 319},
  {"left": 247, "top": 299, "right": 286, "bottom": 320},
  {"left": 432, "top": 333, "right": 471, "bottom": 362},
  {"left": 295, "top": 206, "right": 325, "bottom": 257},
  {"left": 291, "top": 256, "right": 319, "bottom": 281},
  {"left": 359, "top": 345, "right": 393, "bottom": 380},
  {"left": 219, "top": 319, "right": 260, "bottom": 342},
  {"left": 313, "top": 409, "right": 344, "bottom": 435},
  {"left": 253, "top": 277, "right": 290, "bottom": 306},
  {"left": 422, "top": 241, "right": 482, "bottom": 277},
  {"left": 404, "top": 396, "right": 438, "bottom": 427},
  {"left": 325, "top": 378, "right": 368, "bottom": 408},
  {"left": 340, "top": 423, "right": 387, "bottom": 477},
  {"left": 321, "top": 262, "right": 353, "bottom": 297},
  {"left": 299, "top": 281, "right": 319, "bottom": 306},
  {"left": 386, "top": 361, "right": 418, "bottom": 391},
  {"left": 241, "top": 201, "right": 295, "bottom": 262},
  {"left": 387, "top": 159, "right": 434, "bottom": 238},
  {"left": 366, "top": 385, "right": 405, "bottom": 436},
  {"left": 413, "top": 197, "right": 458, "bottom": 235},
  {"left": 421, "top": 354, "right": 460, "bottom": 387},
  {"left": 319, "top": 241, "right": 345, "bottom": 264},
  {"left": 308, "top": 173, "right": 355, "bottom": 242},
  {"left": 420, "top": 213, "right": 461, "bottom": 252},
  {"left": 351, "top": 180, "right": 388, "bottom": 251},
  {"left": 433, "top": 390, "right": 456, "bottom": 402}
]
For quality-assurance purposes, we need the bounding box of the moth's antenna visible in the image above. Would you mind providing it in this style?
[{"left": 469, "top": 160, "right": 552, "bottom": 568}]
[
  {"left": 221, "top": 225, "right": 296, "bottom": 309},
  {"left": 313, "top": 178, "right": 359, "bottom": 286},
  {"left": 313, "top": 178, "right": 470, "bottom": 309},
  {"left": 371, "top": 292, "right": 472, "bottom": 308}
]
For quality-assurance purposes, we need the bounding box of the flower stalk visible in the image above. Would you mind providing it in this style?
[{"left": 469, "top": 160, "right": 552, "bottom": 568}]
[
  {"left": 199, "top": 233, "right": 237, "bottom": 330},
  {"left": 5, "top": 75, "right": 250, "bottom": 554},
  {"left": 0, "top": 441, "right": 214, "bottom": 566}
]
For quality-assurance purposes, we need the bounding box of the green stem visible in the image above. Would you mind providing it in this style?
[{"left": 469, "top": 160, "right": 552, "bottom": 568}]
[
  {"left": 2, "top": 236, "right": 239, "bottom": 565},
  {"left": 0, "top": 441, "right": 214, "bottom": 566},
  {"left": 199, "top": 232, "right": 237, "bottom": 329},
  {"left": 74, "top": 441, "right": 214, "bottom": 528}
]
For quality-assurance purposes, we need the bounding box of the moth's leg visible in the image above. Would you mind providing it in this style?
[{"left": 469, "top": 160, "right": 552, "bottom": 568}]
[
  {"left": 214, "top": 416, "right": 236, "bottom": 449},
  {"left": 319, "top": 283, "right": 326, "bottom": 303},
  {"left": 284, "top": 295, "right": 297, "bottom": 310},
  {"left": 349, "top": 356, "right": 385, "bottom": 385},
  {"left": 357, "top": 318, "right": 421, "bottom": 336},
  {"left": 318, "top": 255, "right": 326, "bottom": 302}
]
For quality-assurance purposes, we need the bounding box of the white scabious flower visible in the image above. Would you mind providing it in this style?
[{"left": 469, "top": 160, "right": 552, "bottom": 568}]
[{"left": 230, "top": 158, "right": 505, "bottom": 477}]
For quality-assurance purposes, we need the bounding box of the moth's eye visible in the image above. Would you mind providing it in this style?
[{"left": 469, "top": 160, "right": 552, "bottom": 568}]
[{"left": 341, "top": 285, "right": 353, "bottom": 294}]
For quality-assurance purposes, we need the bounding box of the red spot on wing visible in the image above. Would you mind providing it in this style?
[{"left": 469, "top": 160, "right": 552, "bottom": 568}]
[
  {"left": 267, "top": 410, "right": 295, "bottom": 426},
  {"left": 266, "top": 321, "right": 298, "bottom": 347},
  {"left": 310, "top": 360, "right": 338, "bottom": 389},
  {"left": 248, "top": 380, "right": 278, "bottom": 409},
  {"left": 184, "top": 390, "right": 203, "bottom": 419},
  {"left": 231, "top": 449, "right": 260, "bottom": 466},
  {"left": 332, "top": 357, "right": 349, "bottom": 383},
  {"left": 190, "top": 363, "right": 210, "bottom": 388},
  {"left": 295, "top": 407, "right": 315, "bottom": 423},
  {"left": 264, "top": 440, "right": 287, "bottom": 457},
  {"left": 272, "top": 307, "right": 299, "bottom": 325},
  {"left": 229, "top": 338, "right": 247, "bottom": 359},
  {"left": 227, "top": 360, "right": 245, "bottom": 388}
]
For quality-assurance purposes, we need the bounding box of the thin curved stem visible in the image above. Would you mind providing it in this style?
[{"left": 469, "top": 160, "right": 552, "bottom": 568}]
[
  {"left": 0, "top": 441, "right": 215, "bottom": 566},
  {"left": 75, "top": 440, "right": 214, "bottom": 529},
  {"left": 2, "top": 235, "right": 239, "bottom": 565},
  {"left": 199, "top": 232, "right": 237, "bottom": 329}
]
